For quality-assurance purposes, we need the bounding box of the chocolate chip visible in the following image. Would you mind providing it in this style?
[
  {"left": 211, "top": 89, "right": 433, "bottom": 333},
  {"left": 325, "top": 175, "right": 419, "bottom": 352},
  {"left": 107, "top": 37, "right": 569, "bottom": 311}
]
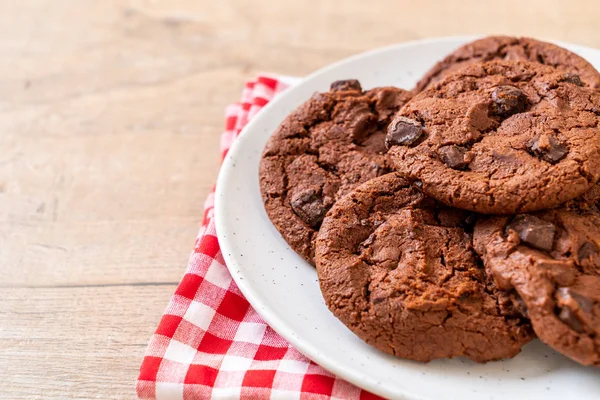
[
  {"left": 350, "top": 113, "right": 377, "bottom": 143},
  {"left": 505, "top": 215, "right": 556, "bottom": 251},
  {"left": 359, "top": 231, "right": 376, "bottom": 251},
  {"left": 528, "top": 134, "right": 568, "bottom": 163},
  {"left": 555, "top": 287, "right": 592, "bottom": 332},
  {"left": 512, "top": 295, "right": 529, "bottom": 319},
  {"left": 558, "top": 307, "right": 585, "bottom": 332},
  {"left": 491, "top": 85, "right": 528, "bottom": 117},
  {"left": 368, "top": 161, "right": 384, "bottom": 177},
  {"left": 385, "top": 116, "right": 423, "bottom": 148},
  {"left": 373, "top": 219, "right": 384, "bottom": 228},
  {"left": 557, "top": 287, "right": 593, "bottom": 312},
  {"left": 330, "top": 79, "right": 362, "bottom": 92},
  {"left": 574, "top": 293, "right": 593, "bottom": 313},
  {"left": 562, "top": 73, "right": 584, "bottom": 87},
  {"left": 376, "top": 89, "right": 398, "bottom": 109},
  {"left": 578, "top": 241, "right": 599, "bottom": 262},
  {"left": 438, "top": 145, "right": 469, "bottom": 170},
  {"left": 290, "top": 189, "right": 328, "bottom": 227}
]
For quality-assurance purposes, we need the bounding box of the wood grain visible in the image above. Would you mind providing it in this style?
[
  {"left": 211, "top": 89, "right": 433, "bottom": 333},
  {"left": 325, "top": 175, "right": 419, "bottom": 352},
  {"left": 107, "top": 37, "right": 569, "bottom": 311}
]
[{"left": 2, "top": 0, "right": 600, "bottom": 398}]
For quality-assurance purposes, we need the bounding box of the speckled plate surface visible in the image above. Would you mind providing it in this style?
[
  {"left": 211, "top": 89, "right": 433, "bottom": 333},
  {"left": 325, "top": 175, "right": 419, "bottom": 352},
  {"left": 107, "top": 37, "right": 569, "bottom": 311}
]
[{"left": 214, "top": 37, "right": 600, "bottom": 400}]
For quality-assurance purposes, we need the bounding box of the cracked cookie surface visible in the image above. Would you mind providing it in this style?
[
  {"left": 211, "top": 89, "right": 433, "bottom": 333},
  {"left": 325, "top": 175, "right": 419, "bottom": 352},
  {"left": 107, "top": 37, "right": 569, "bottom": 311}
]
[
  {"left": 388, "top": 60, "right": 600, "bottom": 214},
  {"left": 474, "top": 185, "right": 600, "bottom": 366},
  {"left": 415, "top": 36, "right": 600, "bottom": 92},
  {"left": 259, "top": 80, "right": 412, "bottom": 264},
  {"left": 315, "top": 173, "right": 534, "bottom": 362}
]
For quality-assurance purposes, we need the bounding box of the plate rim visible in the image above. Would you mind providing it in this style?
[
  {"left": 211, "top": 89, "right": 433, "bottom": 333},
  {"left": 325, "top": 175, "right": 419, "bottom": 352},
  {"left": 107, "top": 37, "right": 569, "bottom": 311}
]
[{"left": 214, "top": 36, "right": 600, "bottom": 399}]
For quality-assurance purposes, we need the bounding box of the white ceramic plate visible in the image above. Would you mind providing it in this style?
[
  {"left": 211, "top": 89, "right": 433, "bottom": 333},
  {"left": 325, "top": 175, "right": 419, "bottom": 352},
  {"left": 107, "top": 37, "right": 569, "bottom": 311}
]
[{"left": 214, "top": 36, "right": 600, "bottom": 400}]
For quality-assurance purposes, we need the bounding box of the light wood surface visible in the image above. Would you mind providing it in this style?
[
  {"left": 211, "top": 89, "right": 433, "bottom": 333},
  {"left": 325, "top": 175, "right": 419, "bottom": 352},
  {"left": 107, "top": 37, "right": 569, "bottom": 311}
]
[{"left": 2, "top": 1, "right": 600, "bottom": 398}]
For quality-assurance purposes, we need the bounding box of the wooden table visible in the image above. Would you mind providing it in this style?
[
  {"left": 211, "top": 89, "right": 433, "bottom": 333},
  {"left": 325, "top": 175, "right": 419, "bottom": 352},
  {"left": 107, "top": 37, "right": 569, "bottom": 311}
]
[{"left": 2, "top": 0, "right": 600, "bottom": 398}]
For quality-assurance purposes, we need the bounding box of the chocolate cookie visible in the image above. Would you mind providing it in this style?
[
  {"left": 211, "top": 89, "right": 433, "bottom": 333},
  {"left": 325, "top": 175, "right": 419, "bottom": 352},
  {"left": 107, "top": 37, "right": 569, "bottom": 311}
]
[
  {"left": 388, "top": 60, "right": 600, "bottom": 214},
  {"left": 474, "top": 185, "right": 600, "bottom": 366},
  {"left": 260, "top": 80, "right": 412, "bottom": 264},
  {"left": 415, "top": 36, "right": 600, "bottom": 92},
  {"left": 315, "top": 173, "right": 533, "bottom": 363}
]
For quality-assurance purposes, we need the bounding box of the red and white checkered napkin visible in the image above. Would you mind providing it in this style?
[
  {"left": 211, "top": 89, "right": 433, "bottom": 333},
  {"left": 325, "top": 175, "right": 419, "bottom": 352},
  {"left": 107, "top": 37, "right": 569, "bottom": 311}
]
[{"left": 136, "top": 75, "right": 384, "bottom": 400}]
